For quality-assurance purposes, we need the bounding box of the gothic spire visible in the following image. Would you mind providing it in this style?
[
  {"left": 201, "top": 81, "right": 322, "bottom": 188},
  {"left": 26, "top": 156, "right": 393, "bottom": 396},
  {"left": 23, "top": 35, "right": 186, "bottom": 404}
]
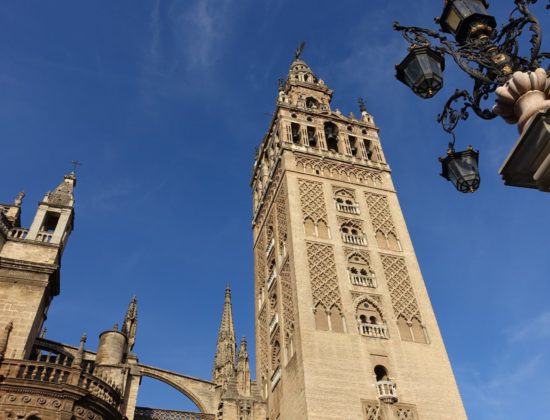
[
  {"left": 236, "top": 336, "right": 251, "bottom": 396},
  {"left": 43, "top": 172, "right": 76, "bottom": 207},
  {"left": 122, "top": 295, "right": 138, "bottom": 352},
  {"left": 213, "top": 285, "right": 236, "bottom": 386}
]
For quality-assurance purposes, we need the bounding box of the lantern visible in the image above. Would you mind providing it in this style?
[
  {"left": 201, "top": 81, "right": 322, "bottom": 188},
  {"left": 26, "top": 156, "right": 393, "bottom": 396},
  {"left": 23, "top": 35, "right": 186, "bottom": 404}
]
[
  {"left": 440, "top": 146, "right": 480, "bottom": 192},
  {"left": 439, "top": 0, "right": 496, "bottom": 44},
  {"left": 396, "top": 47, "right": 445, "bottom": 99}
]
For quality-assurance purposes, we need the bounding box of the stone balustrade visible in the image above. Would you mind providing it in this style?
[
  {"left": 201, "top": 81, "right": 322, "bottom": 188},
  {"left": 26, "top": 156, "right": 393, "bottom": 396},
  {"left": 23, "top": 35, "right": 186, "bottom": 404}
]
[
  {"left": 360, "top": 323, "right": 388, "bottom": 339},
  {"left": 266, "top": 269, "right": 277, "bottom": 290},
  {"left": 376, "top": 380, "right": 398, "bottom": 404},
  {"left": 342, "top": 233, "right": 367, "bottom": 246},
  {"left": 9, "top": 227, "right": 28, "bottom": 240},
  {"left": 336, "top": 202, "right": 360, "bottom": 214},
  {"left": 266, "top": 238, "right": 275, "bottom": 256},
  {"left": 270, "top": 366, "right": 281, "bottom": 390},
  {"left": 134, "top": 407, "right": 215, "bottom": 420},
  {"left": 350, "top": 273, "right": 375, "bottom": 288},
  {"left": 0, "top": 359, "right": 122, "bottom": 410},
  {"left": 269, "top": 313, "right": 279, "bottom": 335}
]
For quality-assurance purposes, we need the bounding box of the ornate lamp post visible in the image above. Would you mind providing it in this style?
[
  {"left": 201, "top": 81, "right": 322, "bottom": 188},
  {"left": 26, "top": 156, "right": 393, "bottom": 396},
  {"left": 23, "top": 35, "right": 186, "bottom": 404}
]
[{"left": 393, "top": 0, "right": 549, "bottom": 192}]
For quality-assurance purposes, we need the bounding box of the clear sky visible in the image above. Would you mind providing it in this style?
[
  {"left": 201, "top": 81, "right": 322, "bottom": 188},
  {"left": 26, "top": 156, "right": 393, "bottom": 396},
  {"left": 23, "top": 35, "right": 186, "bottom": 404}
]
[{"left": 1, "top": 1, "right": 549, "bottom": 419}]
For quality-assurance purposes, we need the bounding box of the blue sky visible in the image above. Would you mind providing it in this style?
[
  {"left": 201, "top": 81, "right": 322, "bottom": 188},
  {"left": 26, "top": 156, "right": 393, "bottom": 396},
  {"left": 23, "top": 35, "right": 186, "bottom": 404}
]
[{"left": 1, "top": 1, "right": 549, "bottom": 419}]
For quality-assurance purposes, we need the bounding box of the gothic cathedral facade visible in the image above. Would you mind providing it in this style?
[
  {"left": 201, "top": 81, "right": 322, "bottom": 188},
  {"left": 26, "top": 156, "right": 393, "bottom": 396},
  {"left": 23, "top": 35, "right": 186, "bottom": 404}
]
[{"left": 251, "top": 55, "right": 467, "bottom": 419}]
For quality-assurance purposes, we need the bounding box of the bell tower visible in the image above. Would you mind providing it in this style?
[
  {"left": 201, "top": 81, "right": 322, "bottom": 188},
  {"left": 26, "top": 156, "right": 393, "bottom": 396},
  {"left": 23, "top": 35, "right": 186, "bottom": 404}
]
[
  {"left": 0, "top": 173, "right": 76, "bottom": 360},
  {"left": 252, "top": 49, "right": 467, "bottom": 419}
]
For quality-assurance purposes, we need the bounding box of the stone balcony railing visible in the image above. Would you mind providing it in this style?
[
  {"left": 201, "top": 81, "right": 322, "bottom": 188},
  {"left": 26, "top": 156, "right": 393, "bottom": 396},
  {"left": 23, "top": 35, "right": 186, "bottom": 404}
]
[
  {"left": 350, "top": 273, "right": 375, "bottom": 288},
  {"left": 269, "top": 313, "right": 279, "bottom": 335},
  {"left": 8, "top": 228, "right": 54, "bottom": 243},
  {"left": 376, "top": 380, "right": 398, "bottom": 404},
  {"left": 266, "top": 270, "right": 277, "bottom": 290},
  {"left": 342, "top": 233, "right": 367, "bottom": 246},
  {"left": 0, "top": 359, "right": 122, "bottom": 410},
  {"left": 266, "top": 238, "right": 275, "bottom": 256},
  {"left": 134, "top": 407, "right": 215, "bottom": 420},
  {"left": 360, "top": 323, "right": 388, "bottom": 339},
  {"left": 270, "top": 366, "right": 281, "bottom": 390},
  {"left": 335, "top": 202, "right": 360, "bottom": 214}
]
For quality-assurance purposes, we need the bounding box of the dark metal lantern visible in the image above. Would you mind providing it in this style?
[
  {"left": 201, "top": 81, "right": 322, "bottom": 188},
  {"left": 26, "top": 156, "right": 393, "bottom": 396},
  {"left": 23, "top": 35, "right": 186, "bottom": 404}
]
[
  {"left": 440, "top": 146, "right": 480, "bottom": 192},
  {"left": 439, "top": 0, "right": 496, "bottom": 44},
  {"left": 396, "top": 47, "right": 445, "bottom": 99}
]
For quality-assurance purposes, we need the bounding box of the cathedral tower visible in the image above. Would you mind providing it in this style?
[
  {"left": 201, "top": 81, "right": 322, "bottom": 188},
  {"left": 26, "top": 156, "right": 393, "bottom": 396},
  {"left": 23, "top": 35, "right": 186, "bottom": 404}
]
[
  {"left": 0, "top": 173, "right": 76, "bottom": 360},
  {"left": 251, "top": 50, "right": 467, "bottom": 419}
]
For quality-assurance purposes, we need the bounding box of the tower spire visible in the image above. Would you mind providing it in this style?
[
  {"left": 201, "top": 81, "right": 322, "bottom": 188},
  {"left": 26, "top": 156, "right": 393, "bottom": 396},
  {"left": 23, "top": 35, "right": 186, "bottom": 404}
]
[
  {"left": 213, "top": 285, "right": 236, "bottom": 387},
  {"left": 236, "top": 336, "right": 251, "bottom": 396},
  {"left": 122, "top": 295, "right": 138, "bottom": 353}
]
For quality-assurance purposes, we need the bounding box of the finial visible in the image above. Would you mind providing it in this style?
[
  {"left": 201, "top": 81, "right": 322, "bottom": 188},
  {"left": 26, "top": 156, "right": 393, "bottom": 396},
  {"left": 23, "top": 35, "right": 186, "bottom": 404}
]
[
  {"left": 225, "top": 284, "right": 231, "bottom": 302},
  {"left": 14, "top": 191, "right": 25, "bottom": 206},
  {"left": 70, "top": 160, "right": 82, "bottom": 175},
  {"left": 278, "top": 77, "right": 286, "bottom": 91},
  {"left": 294, "top": 41, "right": 306, "bottom": 60},
  {"left": 113, "top": 323, "right": 119, "bottom": 331},
  {"left": 358, "top": 97, "right": 367, "bottom": 113},
  {"left": 240, "top": 336, "right": 247, "bottom": 349},
  {"left": 80, "top": 333, "right": 87, "bottom": 343}
]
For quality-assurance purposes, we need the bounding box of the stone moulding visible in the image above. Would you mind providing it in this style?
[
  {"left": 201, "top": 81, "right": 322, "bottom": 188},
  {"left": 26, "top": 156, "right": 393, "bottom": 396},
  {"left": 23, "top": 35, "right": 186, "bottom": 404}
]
[{"left": 500, "top": 107, "right": 550, "bottom": 191}]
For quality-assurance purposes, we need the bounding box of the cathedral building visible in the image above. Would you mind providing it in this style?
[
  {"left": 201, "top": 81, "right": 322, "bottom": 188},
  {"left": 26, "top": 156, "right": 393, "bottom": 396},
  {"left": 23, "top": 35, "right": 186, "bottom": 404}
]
[{"left": 0, "top": 51, "right": 466, "bottom": 420}]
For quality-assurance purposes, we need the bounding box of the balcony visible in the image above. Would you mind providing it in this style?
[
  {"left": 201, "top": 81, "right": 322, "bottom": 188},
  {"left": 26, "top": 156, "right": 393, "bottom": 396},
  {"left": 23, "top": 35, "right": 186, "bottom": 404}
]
[
  {"left": 270, "top": 366, "right": 281, "bottom": 390},
  {"left": 9, "top": 227, "right": 28, "bottom": 240},
  {"left": 360, "top": 323, "right": 388, "bottom": 339},
  {"left": 266, "top": 270, "right": 277, "bottom": 290},
  {"left": 335, "top": 202, "right": 360, "bottom": 214},
  {"left": 376, "top": 380, "right": 398, "bottom": 404},
  {"left": 134, "top": 407, "right": 215, "bottom": 420},
  {"left": 0, "top": 359, "right": 122, "bottom": 411},
  {"left": 342, "top": 233, "right": 367, "bottom": 246},
  {"left": 266, "top": 238, "right": 275, "bottom": 256},
  {"left": 349, "top": 273, "right": 375, "bottom": 288},
  {"left": 269, "top": 313, "right": 279, "bottom": 335}
]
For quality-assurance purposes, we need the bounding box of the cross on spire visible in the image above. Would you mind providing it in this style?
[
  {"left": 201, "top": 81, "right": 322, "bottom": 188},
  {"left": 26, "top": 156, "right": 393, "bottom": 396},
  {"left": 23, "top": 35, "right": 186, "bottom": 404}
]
[{"left": 70, "top": 160, "right": 82, "bottom": 174}]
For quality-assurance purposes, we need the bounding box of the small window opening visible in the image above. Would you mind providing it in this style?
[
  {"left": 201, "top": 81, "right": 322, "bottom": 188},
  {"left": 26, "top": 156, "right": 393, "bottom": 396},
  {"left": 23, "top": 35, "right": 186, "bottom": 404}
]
[
  {"left": 349, "top": 136, "right": 358, "bottom": 156},
  {"left": 306, "top": 97, "right": 319, "bottom": 109},
  {"left": 41, "top": 212, "right": 60, "bottom": 233},
  {"left": 374, "top": 365, "right": 389, "bottom": 381},
  {"left": 307, "top": 127, "right": 317, "bottom": 147},
  {"left": 324, "top": 122, "right": 339, "bottom": 153},
  {"left": 291, "top": 123, "right": 301, "bottom": 144},
  {"left": 363, "top": 139, "right": 373, "bottom": 160}
]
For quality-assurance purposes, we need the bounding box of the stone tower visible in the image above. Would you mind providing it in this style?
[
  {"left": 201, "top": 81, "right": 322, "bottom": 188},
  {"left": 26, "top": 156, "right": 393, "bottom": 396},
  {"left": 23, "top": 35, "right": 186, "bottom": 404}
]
[
  {"left": 251, "top": 51, "right": 467, "bottom": 419},
  {"left": 0, "top": 173, "right": 76, "bottom": 360}
]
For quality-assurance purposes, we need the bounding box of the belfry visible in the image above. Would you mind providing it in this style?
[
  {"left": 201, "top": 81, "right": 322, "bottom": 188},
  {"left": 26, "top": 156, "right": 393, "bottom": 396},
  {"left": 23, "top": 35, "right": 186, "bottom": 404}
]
[{"left": 251, "top": 49, "right": 467, "bottom": 419}]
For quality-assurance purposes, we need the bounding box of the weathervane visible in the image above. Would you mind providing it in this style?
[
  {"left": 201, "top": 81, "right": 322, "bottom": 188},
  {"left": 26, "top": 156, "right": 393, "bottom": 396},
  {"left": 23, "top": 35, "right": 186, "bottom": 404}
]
[
  {"left": 295, "top": 41, "right": 306, "bottom": 60},
  {"left": 358, "top": 97, "right": 367, "bottom": 113}
]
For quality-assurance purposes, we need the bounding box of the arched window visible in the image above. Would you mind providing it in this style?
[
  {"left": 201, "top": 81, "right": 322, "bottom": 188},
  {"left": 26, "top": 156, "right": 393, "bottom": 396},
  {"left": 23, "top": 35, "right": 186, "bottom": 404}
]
[
  {"left": 291, "top": 123, "right": 301, "bottom": 144},
  {"left": 340, "top": 223, "right": 366, "bottom": 246},
  {"left": 397, "top": 316, "right": 413, "bottom": 341},
  {"left": 357, "top": 300, "right": 387, "bottom": 339},
  {"left": 324, "top": 122, "right": 339, "bottom": 153},
  {"left": 334, "top": 190, "right": 359, "bottom": 214},
  {"left": 317, "top": 220, "right": 330, "bottom": 239},
  {"left": 347, "top": 254, "right": 375, "bottom": 288},
  {"left": 307, "top": 126, "right": 317, "bottom": 147},
  {"left": 314, "top": 303, "right": 329, "bottom": 331},
  {"left": 304, "top": 217, "right": 316, "bottom": 236},
  {"left": 306, "top": 97, "right": 319, "bottom": 109},
  {"left": 374, "top": 365, "right": 389, "bottom": 382},
  {"left": 329, "top": 305, "right": 345, "bottom": 333}
]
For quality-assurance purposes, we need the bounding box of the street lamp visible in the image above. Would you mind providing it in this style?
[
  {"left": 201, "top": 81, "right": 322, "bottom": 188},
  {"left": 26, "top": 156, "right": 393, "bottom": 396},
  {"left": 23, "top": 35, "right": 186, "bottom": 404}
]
[{"left": 393, "top": 0, "right": 550, "bottom": 192}]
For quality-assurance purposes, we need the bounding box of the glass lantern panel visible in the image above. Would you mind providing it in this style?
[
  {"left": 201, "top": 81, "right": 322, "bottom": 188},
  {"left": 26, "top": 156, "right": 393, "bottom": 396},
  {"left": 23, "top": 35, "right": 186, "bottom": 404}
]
[
  {"left": 467, "top": 0, "right": 488, "bottom": 14},
  {"left": 417, "top": 54, "right": 435, "bottom": 80},
  {"left": 446, "top": 8, "right": 462, "bottom": 31},
  {"left": 454, "top": 1, "right": 471, "bottom": 17},
  {"left": 403, "top": 57, "right": 422, "bottom": 87}
]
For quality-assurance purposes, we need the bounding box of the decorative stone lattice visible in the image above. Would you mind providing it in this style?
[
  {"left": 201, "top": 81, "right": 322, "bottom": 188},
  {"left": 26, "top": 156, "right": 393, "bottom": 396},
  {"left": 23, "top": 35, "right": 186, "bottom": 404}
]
[
  {"left": 344, "top": 247, "right": 370, "bottom": 264},
  {"left": 298, "top": 179, "right": 327, "bottom": 223},
  {"left": 396, "top": 406, "right": 417, "bottom": 420},
  {"left": 257, "top": 306, "right": 268, "bottom": 381},
  {"left": 332, "top": 186, "right": 355, "bottom": 198},
  {"left": 305, "top": 242, "right": 342, "bottom": 310},
  {"left": 254, "top": 166, "right": 283, "bottom": 228},
  {"left": 365, "top": 192, "right": 398, "bottom": 239},
  {"left": 255, "top": 233, "right": 266, "bottom": 292},
  {"left": 363, "top": 403, "right": 382, "bottom": 420},
  {"left": 337, "top": 216, "right": 363, "bottom": 230},
  {"left": 380, "top": 255, "right": 422, "bottom": 322},
  {"left": 279, "top": 260, "right": 295, "bottom": 338},
  {"left": 275, "top": 184, "right": 288, "bottom": 255},
  {"left": 295, "top": 154, "right": 383, "bottom": 186}
]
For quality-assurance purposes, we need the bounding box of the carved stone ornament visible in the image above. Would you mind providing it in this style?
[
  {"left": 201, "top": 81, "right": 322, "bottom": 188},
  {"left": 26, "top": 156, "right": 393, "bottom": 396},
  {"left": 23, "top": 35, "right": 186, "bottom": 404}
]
[{"left": 494, "top": 68, "right": 550, "bottom": 133}]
